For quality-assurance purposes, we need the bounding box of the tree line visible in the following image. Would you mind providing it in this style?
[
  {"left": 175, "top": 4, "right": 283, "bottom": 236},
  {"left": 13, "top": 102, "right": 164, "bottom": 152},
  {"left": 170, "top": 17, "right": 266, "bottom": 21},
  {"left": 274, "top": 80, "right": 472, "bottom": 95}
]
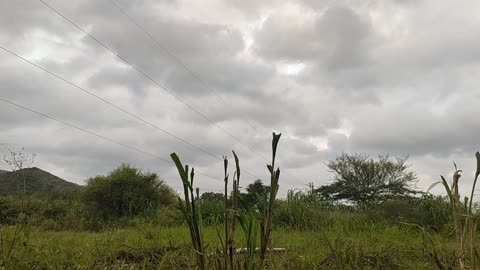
[{"left": 0, "top": 149, "right": 437, "bottom": 231}]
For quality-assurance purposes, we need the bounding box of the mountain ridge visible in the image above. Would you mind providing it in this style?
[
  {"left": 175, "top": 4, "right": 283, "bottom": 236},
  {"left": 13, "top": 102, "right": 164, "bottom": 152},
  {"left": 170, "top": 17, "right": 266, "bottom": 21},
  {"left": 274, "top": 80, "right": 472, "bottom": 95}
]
[{"left": 0, "top": 167, "right": 80, "bottom": 195}]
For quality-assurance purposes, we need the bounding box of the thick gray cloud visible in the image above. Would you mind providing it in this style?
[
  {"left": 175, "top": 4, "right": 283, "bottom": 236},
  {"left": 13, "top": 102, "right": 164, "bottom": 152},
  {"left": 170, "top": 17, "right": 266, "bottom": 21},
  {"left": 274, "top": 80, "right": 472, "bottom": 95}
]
[
  {"left": 254, "top": 5, "right": 372, "bottom": 64},
  {"left": 1, "top": 0, "right": 480, "bottom": 197}
]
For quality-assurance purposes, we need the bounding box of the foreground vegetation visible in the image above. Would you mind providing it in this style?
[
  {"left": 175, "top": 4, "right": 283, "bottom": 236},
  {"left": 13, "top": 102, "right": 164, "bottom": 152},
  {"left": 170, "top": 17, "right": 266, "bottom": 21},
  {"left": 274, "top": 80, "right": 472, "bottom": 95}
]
[
  {"left": 1, "top": 139, "right": 479, "bottom": 269},
  {"left": 0, "top": 184, "right": 466, "bottom": 269},
  {"left": 0, "top": 220, "right": 457, "bottom": 269},
  {"left": 0, "top": 170, "right": 461, "bottom": 269}
]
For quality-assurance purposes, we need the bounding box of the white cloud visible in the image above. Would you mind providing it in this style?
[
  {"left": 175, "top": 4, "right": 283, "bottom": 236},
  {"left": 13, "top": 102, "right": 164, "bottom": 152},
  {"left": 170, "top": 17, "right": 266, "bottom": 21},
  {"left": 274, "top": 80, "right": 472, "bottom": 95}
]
[{"left": 1, "top": 0, "right": 480, "bottom": 197}]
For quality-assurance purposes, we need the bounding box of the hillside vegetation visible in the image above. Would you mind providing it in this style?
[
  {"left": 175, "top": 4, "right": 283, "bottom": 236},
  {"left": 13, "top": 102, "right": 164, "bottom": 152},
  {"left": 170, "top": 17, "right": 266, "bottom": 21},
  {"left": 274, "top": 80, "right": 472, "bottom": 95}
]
[{"left": 0, "top": 167, "right": 79, "bottom": 195}]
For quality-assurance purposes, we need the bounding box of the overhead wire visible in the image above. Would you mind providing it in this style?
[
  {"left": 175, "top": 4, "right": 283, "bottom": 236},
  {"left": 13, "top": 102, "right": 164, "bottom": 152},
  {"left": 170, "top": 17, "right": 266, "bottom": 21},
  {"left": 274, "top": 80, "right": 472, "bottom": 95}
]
[
  {"left": 37, "top": 0, "right": 264, "bottom": 159},
  {"left": 36, "top": 0, "right": 298, "bottom": 183},
  {"left": 0, "top": 45, "right": 261, "bottom": 180},
  {"left": 104, "top": 0, "right": 308, "bottom": 186},
  {"left": 0, "top": 96, "right": 223, "bottom": 184},
  {"left": 107, "top": 0, "right": 227, "bottom": 104}
]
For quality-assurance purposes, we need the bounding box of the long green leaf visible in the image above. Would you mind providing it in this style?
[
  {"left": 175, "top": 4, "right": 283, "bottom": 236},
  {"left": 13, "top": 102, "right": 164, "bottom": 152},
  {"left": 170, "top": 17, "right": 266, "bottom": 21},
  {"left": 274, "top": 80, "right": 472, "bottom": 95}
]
[
  {"left": 476, "top": 152, "right": 480, "bottom": 178},
  {"left": 427, "top": 181, "right": 442, "bottom": 193},
  {"left": 271, "top": 132, "right": 282, "bottom": 162},
  {"left": 233, "top": 150, "right": 240, "bottom": 184},
  {"left": 170, "top": 153, "right": 186, "bottom": 182},
  {"left": 440, "top": 175, "right": 453, "bottom": 205}
]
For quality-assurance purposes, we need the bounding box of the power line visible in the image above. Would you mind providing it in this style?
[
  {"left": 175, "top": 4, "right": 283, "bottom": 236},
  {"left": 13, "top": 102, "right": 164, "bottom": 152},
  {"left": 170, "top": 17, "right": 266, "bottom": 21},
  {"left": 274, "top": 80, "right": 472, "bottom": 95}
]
[
  {"left": 0, "top": 45, "right": 261, "bottom": 180},
  {"left": 107, "top": 0, "right": 226, "bottom": 104},
  {"left": 37, "top": 0, "right": 276, "bottom": 173},
  {"left": 34, "top": 0, "right": 304, "bottom": 190},
  {"left": 0, "top": 96, "right": 222, "bottom": 183},
  {"left": 104, "top": 0, "right": 307, "bottom": 184},
  {"left": 0, "top": 97, "right": 289, "bottom": 194}
]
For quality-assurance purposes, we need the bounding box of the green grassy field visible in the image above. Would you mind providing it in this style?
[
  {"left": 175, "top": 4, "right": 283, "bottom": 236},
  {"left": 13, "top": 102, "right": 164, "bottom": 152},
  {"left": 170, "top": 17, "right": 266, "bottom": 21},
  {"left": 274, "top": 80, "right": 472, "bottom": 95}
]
[
  {"left": 1, "top": 141, "right": 475, "bottom": 269},
  {"left": 0, "top": 223, "right": 456, "bottom": 269}
]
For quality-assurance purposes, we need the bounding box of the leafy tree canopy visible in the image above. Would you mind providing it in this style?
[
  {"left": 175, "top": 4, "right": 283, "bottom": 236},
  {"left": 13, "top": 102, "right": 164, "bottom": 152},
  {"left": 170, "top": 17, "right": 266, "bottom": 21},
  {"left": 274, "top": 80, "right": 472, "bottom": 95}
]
[
  {"left": 316, "top": 153, "right": 417, "bottom": 204},
  {"left": 240, "top": 179, "right": 270, "bottom": 210},
  {"left": 200, "top": 192, "right": 224, "bottom": 202}
]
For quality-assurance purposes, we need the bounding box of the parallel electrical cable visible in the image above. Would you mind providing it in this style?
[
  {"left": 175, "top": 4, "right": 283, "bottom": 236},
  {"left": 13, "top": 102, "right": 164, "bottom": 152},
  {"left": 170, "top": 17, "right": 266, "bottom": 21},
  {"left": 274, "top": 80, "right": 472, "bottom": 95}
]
[
  {"left": 0, "top": 92, "right": 261, "bottom": 193},
  {"left": 0, "top": 96, "right": 223, "bottom": 183},
  {"left": 1, "top": 97, "right": 288, "bottom": 194},
  {"left": 0, "top": 46, "right": 261, "bottom": 180},
  {"left": 104, "top": 0, "right": 307, "bottom": 184},
  {"left": 107, "top": 0, "right": 226, "bottom": 104},
  {"left": 37, "top": 0, "right": 277, "bottom": 171},
  {"left": 33, "top": 0, "right": 304, "bottom": 192}
]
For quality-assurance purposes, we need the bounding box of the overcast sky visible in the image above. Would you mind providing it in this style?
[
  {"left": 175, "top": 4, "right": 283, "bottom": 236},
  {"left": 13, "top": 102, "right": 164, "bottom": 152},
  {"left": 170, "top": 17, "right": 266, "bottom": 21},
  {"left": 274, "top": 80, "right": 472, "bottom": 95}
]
[{"left": 1, "top": 0, "right": 480, "bottom": 196}]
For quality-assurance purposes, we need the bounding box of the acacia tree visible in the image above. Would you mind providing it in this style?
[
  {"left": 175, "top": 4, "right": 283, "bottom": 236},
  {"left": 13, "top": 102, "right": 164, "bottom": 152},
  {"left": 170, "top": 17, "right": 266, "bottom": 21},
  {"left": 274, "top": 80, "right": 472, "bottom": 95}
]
[{"left": 316, "top": 153, "right": 417, "bottom": 204}]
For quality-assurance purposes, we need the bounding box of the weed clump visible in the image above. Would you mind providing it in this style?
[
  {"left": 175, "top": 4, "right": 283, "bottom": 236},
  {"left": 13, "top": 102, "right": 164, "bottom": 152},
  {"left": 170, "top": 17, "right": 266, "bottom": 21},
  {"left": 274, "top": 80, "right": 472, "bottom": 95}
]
[{"left": 171, "top": 132, "right": 282, "bottom": 269}]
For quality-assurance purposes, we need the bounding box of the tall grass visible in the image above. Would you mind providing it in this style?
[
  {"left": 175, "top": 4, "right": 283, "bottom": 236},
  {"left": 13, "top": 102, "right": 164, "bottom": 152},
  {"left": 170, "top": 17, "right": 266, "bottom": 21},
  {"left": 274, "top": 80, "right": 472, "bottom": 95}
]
[
  {"left": 225, "top": 151, "right": 241, "bottom": 269},
  {"left": 273, "top": 184, "right": 333, "bottom": 230},
  {"left": 171, "top": 132, "right": 282, "bottom": 269},
  {"left": 259, "top": 133, "right": 281, "bottom": 268},
  {"left": 429, "top": 152, "right": 480, "bottom": 269},
  {"left": 170, "top": 153, "right": 206, "bottom": 269},
  {"left": 223, "top": 155, "right": 229, "bottom": 270}
]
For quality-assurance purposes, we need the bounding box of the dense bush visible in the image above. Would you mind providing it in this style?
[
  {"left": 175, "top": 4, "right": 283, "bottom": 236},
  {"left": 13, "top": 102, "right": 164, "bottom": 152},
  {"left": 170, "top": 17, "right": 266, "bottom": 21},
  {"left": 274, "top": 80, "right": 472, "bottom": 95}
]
[
  {"left": 0, "top": 164, "right": 182, "bottom": 230},
  {"left": 271, "top": 187, "right": 452, "bottom": 232},
  {"left": 199, "top": 192, "right": 224, "bottom": 224},
  {"left": 0, "top": 192, "right": 87, "bottom": 230},
  {"left": 334, "top": 197, "right": 449, "bottom": 232},
  {"left": 273, "top": 188, "right": 333, "bottom": 230},
  {"left": 0, "top": 164, "right": 454, "bottom": 235},
  {"left": 362, "top": 194, "right": 451, "bottom": 231},
  {"left": 0, "top": 193, "right": 184, "bottom": 231},
  {"left": 241, "top": 179, "right": 270, "bottom": 211},
  {"left": 272, "top": 188, "right": 379, "bottom": 231},
  {"left": 0, "top": 196, "right": 19, "bottom": 224},
  {"left": 83, "top": 164, "right": 176, "bottom": 220}
]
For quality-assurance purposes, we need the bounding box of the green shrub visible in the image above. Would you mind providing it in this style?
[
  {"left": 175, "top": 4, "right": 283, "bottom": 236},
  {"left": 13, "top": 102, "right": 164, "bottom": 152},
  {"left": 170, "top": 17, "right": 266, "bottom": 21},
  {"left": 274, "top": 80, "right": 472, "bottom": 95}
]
[
  {"left": 0, "top": 171, "right": 184, "bottom": 232},
  {"left": 0, "top": 197, "right": 19, "bottom": 224},
  {"left": 413, "top": 194, "right": 451, "bottom": 231},
  {"left": 199, "top": 193, "right": 224, "bottom": 225},
  {"left": 273, "top": 188, "right": 332, "bottom": 230},
  {"left": 83, "top": 164, "right": 176, "bottom": 220},
  {"left": 365, "top": 195, "right": 451, "bottom": 231}
]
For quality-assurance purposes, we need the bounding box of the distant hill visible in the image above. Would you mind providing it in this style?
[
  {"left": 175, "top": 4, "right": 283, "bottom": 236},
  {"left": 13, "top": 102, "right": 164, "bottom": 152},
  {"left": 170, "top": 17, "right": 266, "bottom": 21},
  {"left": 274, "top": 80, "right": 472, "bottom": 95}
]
[{"left": 0, "top": 167, "right": 80, "bottom": 195}]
